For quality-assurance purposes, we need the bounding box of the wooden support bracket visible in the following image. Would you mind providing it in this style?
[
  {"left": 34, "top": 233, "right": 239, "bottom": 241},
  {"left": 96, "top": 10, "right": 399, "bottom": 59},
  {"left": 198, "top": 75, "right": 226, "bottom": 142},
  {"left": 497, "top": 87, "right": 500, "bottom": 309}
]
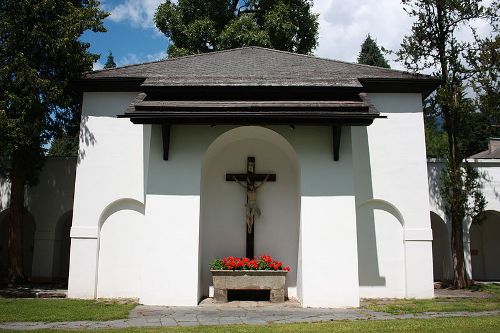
[
  {"left": 161, "top": 124, "right": 171, "bottom": 161},
  {"left": 332, "top": 126, "right": 342, "bottom": 161}
]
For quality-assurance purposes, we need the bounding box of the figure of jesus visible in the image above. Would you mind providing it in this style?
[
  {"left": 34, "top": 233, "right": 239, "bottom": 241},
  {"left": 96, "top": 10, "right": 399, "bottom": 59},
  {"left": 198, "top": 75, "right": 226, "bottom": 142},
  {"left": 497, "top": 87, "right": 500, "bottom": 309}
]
[
  {"left": 233, "top": 172, "right": 269, "bottom": 233},
  {"left": 226, "top": 157, "right": 276, "bottom": 258}
]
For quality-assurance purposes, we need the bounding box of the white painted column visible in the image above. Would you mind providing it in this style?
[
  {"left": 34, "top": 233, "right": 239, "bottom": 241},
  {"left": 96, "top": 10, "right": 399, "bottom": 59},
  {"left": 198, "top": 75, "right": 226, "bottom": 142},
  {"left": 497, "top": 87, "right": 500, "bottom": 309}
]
[
  {"left": 139, "top": 195, "right": 201, "bottom": 306},
  {"left": 297, "top": 126, "right": 360, "bottom": 308},
  {"left": 404, "top": 229, "right": 434, "bottom": 298},
  {"left": 300, "top": 196, "right": 359, "bottom": 307},
  {"left": 67, "top": 226, "right": 98, "bottom": 298}
]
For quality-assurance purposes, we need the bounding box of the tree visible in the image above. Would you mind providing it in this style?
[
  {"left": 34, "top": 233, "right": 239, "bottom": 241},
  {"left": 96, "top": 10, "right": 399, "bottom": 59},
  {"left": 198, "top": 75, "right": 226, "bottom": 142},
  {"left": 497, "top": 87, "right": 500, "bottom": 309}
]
[
  {"left": 104, "top": 51, "right": 117, "bottom": 69},
  {"left": 0, "top": 0, "right": 107, "bottom": 284},
  {"left": 154, "top": 0, "right": 319, "bottom": 58},
  {"left": 357, "top": 34, "right": 390, "bottom": 68},
  {"left": 396, "top": 0, "right": 498, "bottom": 288},
  {"left": 48, "top": 106, "right": 80, "bottom": 157}
]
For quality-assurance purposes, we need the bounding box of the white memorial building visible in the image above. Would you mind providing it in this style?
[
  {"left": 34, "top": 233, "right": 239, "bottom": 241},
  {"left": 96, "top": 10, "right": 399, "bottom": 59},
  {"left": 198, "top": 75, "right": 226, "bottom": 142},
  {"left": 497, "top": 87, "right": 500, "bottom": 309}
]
[{"left": 3, "top": 47, "right": 446, "bottom": 308}]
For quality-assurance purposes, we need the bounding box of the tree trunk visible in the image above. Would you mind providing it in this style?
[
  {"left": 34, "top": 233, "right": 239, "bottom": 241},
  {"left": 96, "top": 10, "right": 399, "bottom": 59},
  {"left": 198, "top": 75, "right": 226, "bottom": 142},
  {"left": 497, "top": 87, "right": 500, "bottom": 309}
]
[
  {"left": 7, "top": 156, "right": 26, "bottom": 285},
  {"left": 450, "top": 213, "right": 470, "bottom": 288}
]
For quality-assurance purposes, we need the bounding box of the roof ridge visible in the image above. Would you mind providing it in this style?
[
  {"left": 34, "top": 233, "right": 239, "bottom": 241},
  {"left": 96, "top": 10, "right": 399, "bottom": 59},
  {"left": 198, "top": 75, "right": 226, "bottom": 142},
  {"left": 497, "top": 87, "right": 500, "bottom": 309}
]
[
  {"left": 249, "top": 46, "right": 431, "bottom": 78},
  {"left": 90, "top": 46, "right": 433, "bottom": 79},
  {"left": 89, "top": 47, "right": 252, "bottom": 74}
]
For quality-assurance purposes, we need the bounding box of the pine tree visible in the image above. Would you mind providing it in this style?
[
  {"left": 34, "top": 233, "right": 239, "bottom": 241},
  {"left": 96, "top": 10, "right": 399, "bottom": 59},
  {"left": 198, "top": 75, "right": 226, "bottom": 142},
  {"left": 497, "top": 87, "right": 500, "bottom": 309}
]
[
  {"left": 357, "top": 34, "right": 390, "bottom": 68},
  {"left": 0, "top": 0, "right": 107, "bottom": 284},
  {"left": 396, "top": 0, "right": 497, "bottom": 288},
  {"left": 104, "top": 51, "right": 116, "bottom": 69}
]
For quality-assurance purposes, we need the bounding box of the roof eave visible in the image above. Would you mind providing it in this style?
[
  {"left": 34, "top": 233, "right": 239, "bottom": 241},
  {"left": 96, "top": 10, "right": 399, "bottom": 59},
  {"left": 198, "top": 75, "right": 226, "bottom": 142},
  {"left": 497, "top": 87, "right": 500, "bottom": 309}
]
[
  {"left": 359, "top": 78, "right": 442, "bottom": 99},
  {"left": 73, "top": 77, "right": 146, "bottom": 92}
]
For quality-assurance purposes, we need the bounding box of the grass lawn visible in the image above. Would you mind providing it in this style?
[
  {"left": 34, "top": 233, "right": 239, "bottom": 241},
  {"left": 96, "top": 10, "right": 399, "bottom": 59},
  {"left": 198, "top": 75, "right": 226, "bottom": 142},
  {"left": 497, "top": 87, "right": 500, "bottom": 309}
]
[
  {"left": 363, "top": 284, "right": 500, "bottom": 314},
  {"left": 6, "top": 316, "right": 500, "bottom": 333},
  {"left": 0, "top": 298, "right": 136, "bottom": 322}
]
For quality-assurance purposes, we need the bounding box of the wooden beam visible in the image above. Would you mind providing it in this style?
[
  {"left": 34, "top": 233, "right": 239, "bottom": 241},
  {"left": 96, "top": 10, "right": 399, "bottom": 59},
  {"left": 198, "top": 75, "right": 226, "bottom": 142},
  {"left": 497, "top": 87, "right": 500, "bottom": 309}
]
[
  {"left": 333, "top": 126, "right": 342, "bottom": 161},
  {"left": 225, "top": 174, "right": 277, "bottom": 182},
  {"left": 161, "top": 124, "right": 170, "bottom": 161}
]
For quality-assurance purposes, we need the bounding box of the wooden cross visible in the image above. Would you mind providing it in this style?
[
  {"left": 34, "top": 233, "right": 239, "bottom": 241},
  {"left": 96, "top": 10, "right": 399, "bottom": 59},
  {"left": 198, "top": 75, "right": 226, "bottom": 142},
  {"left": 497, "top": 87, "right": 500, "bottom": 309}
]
[{"left": 226, "top": 157, "right": 276, "bottom": 258}]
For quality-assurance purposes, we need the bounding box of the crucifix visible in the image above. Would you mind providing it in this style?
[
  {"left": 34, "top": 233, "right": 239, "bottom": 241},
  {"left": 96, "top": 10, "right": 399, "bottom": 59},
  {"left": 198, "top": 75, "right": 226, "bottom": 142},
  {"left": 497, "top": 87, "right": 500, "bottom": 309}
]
[{"left": 226, "top": 157, "right": 276, "bottom": 258}]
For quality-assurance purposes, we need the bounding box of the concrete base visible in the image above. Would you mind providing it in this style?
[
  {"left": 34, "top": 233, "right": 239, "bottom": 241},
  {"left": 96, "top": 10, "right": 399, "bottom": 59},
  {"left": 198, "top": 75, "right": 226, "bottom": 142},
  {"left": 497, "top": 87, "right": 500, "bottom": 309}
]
[{"left": 211, "top": 270, "right": 288, "bottom": 303}]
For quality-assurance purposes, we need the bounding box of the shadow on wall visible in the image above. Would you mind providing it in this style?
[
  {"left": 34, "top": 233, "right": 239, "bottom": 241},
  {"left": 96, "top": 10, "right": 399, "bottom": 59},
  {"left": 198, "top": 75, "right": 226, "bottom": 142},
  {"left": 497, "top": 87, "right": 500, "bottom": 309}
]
[
  {"left": 77, "top": 116, "right": 96, "bottom": 165},
  {"left": 26, "top": 157, "right": 77, "bottom": 219},
  {"left": 52, "top": 210, "right": 73, "bottom": 282},
  {"left": 357, "top": 199, "right": 405, "bottom": 288},
  {"left": 430, "top": 211, "right": 452, "bottom": 281},
  {"left": 0, "top": 209, "right": 36, "bottom": 281},
  {"left": 96, "top": 198, "right": 145, "bottom": 298},
  {"left": 352, "top": 127, "right": 385, "bottom": 287},
  {"left": 427, "top": 161, "right": 447, "bottom": 216},
  {"left": 470, "top": 210, "right": 500, "bottom": 281}
]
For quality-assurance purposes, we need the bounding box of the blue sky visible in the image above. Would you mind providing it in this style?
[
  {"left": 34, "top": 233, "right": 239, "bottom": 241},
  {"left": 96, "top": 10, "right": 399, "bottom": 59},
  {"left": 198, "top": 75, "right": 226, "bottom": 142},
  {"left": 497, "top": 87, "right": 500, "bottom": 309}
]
[
  {"left": 81, "top": 1, "right": 169, "bottom": 69},
  {"left": 83, "top": 0, "right": 493, "bottom": 71}
]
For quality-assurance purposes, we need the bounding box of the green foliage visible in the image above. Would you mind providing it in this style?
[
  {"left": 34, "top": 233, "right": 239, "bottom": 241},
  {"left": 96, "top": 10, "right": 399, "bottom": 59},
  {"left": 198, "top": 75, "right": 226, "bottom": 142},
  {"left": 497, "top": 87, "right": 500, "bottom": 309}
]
[
  {"left": 49, "top": 134, "right": 79, "bottom": 156},
  {"left": 0, "top": 298, "right": 136, "bottom": 322},
  {"left": 154, "top": 0, "right": 319, "bottom": 58},
  {"left": 209, "top": 258, "right": 226, "bottom": 270},
  {"left": 396, "top": 0, "right": 498, "bottom": 288},
  {"left": 0, "top": 0, "right": 108, "bottom": 183},
  {"left": 357, "top": 34, "right": 390, "bottom": 68},
  {"left": 104, "top": 51, "right": 117, "bottom": 69},
  {"left": 424, "top": 119, "right": 448, "bottom": 158},
  {"left": 468, "top": 34, "right": 500, "bottom": 131}
]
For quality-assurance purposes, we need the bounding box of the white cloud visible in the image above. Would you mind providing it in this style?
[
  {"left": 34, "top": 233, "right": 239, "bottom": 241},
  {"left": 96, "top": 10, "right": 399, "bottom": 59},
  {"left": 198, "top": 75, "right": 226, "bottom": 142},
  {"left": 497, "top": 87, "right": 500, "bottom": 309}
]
[
  {"left": 312, "top": 0, "right": 496, "bottom": 70},
  {"left": 313, "top": 0, "right": 413, "bottom": 69},
  {"left": 118, "top": 50, "right": 167, "bottom": 66},
  {"left": 93, "top": 60, "right": 104, "bottom": 71},
  {"left": 105, "top": 0, "right": 164, "bottom": 30}
]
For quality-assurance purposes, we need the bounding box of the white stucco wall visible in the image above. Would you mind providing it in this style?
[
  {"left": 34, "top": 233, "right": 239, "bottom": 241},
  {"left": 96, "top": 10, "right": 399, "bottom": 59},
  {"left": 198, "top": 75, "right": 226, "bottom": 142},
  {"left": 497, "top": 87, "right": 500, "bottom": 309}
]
[
  {"left": 0, "top": 157, "right": 76, "bottom": 281},
  {"left": 97, "top": 205, "right": 144, "bottom": 298},
  {"left": 69, "top": 89, "right": 361, "bottom": 308},
  {"left": 68, "top": 92, "right": 146, "bottom": 298},
  {"left": 353, "top": 93, "right": 434, "bottom": 299},
  {"left": 68, "top": 90, "right": 439, "bottom": 306},
  {"left": 28, "top": 157, "right": 76, "bottom": 280},
  {"left": 0, "top": 178, "right": 10, "bottom": 213},
  {"left": 428, "top": 159, "right": 500, "bottom": 281},
  {"left": 139, "top": 125, "right": 359, "bottom": 307}
]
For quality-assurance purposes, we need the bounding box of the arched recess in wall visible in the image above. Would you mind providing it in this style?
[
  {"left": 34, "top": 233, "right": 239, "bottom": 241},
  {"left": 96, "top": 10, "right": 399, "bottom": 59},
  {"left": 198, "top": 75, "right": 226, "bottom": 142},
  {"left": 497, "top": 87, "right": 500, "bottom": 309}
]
[
  {"left": 356, "top": 199, "right": 406, "bottom": 298},
  {"left": 52, "top": 210, "right": 73, "bottom": 282},
  {"left": 470, "top": 210, "right": 500, "bottom": 281},
  {"left": 96, "top": 198, "right": 145, "bottom": 298},
  {"left": 199, "top": 126, "right": 301, "bottom": 300},
  {"left": 0, "top": 208, "right": 36, "bottom": 280},
  {"left": 430, "top": 211, "right": 452, "bottom": 282}
]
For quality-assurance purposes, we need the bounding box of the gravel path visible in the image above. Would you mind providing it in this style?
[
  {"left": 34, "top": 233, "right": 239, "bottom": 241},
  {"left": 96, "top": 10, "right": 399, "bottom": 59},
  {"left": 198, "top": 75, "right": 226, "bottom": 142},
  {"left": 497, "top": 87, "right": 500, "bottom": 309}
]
[{"left": 1, "top": 299, "right": 499, "bottom": 330}]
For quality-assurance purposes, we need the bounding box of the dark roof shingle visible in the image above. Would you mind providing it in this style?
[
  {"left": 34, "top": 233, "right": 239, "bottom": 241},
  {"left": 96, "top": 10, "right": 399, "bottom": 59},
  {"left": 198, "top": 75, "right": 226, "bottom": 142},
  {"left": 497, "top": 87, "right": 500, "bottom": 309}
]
[{"left": 85, "top": 47, "right": 438, "bottom": 90}]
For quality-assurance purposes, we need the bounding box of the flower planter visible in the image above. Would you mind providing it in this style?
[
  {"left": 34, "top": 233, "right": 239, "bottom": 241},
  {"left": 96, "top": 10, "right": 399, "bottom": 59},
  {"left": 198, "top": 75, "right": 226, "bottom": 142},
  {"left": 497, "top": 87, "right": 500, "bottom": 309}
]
[{"left": 211, "top": 269, "right": 288, "bottom": 303}]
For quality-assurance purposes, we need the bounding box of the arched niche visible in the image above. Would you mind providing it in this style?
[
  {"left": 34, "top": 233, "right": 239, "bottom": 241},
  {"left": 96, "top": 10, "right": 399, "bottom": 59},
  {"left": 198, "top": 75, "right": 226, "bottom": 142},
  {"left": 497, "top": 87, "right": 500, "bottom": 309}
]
[
  {"left": 199, "top": 126, "right": 301, "bottom": 299},
  {"left": 0, "top": 208, "right": 36, "bottom": 281},
  {"left": 470, "top": 210, "right": 500, "bottom": 280},
  {"left": 430, "top": 211, "right": 452, "bottom": 282},
  {"left": 52, "top": 210, "right": 73, "bottom": 283},
  {"left": 357, "top": 199, "right": 405, "bottom": 298},
  {"left": 96, "top": 198, "right": 145, "bottom": 298}
]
